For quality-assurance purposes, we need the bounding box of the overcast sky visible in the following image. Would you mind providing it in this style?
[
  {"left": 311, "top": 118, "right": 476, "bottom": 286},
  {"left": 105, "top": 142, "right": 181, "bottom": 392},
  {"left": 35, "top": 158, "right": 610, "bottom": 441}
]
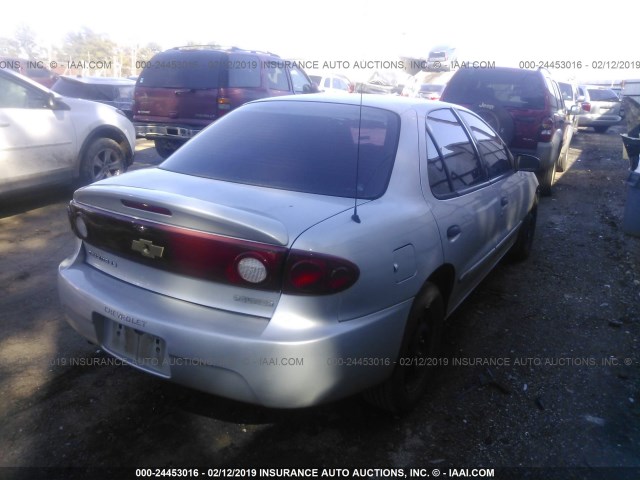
[{"left": 2, "top": 0, "right": 639, "bottom": 81}]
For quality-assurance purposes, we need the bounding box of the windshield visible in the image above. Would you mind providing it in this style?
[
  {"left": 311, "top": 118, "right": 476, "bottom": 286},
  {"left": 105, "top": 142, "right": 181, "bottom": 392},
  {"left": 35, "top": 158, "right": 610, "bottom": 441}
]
[{"left": 160, "top": 101, "right": 401, "bottom": 199}]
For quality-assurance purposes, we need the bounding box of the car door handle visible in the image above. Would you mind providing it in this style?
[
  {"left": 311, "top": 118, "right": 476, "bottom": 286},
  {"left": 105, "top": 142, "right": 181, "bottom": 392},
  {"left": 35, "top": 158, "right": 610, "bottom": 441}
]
[
  {"left": 501, "top": 197, "right": 509, "bottom": 207},
  {"left": 447, "top": 225, "right": 462, "bottom": 239}
]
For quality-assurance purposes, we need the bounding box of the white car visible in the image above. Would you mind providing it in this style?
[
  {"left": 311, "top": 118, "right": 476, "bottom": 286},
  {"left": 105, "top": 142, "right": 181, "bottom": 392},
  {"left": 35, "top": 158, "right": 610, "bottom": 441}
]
[
  {"left": 0, "top": 68, "right": 136, "bottom": 196},
  {"left": 309, "top": 72, "right": 353, "bottom": 94}
]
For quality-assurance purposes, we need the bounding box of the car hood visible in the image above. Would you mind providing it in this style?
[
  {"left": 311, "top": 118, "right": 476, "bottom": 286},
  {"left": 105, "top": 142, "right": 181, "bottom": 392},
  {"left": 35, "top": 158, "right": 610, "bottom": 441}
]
[{"left": 74, "top": 167, "right": 365, "bottom": 247}]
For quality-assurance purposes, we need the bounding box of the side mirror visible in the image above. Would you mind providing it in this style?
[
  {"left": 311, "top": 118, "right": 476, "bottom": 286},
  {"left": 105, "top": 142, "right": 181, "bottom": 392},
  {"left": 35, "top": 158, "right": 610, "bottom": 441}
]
[
  {"left": 303, "top": 83, "right": 319, "bottom": 94},
  {"left": 569, "top": 104, "right": 581, "bottom": 114},
  {"left": 48, "top": 94, "right": 70, "bottom": 111},
  {"left": 515, "top": 154, "right": 541, "bottom": 172}
]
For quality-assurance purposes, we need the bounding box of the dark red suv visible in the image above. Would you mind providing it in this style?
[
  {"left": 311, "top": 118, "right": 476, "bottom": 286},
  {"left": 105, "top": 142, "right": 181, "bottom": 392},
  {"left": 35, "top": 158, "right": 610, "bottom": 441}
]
[
  {"left": 441, "top": 67, "right": 576, "bottom": 195},
  {"left": 134, "top": 46, "right": 318, "bottom": 158}
]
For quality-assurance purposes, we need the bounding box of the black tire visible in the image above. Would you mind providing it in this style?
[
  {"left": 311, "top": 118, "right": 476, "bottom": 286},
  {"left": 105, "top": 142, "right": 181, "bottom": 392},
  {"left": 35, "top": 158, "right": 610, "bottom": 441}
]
[
  {"left": 79, "top": 138, "right": 127, "bottom": 186},
  {"left": 594, "top": 126, "right": 609, "bottom": 134},
  {"left": 539, "top": 159, "right": 556, "bottom": 197},
  {"left": 557, "top": 144, "right": 569, "bottom": 172},
  {"left": 476, "top": 107, "right": 515, "bottom": 145},
  {"left": 364, "top": 283, "right": 445, "bottom": 413},
  {"left": 154, "top": 139, "right": 183, "bottom": 159},
  {"left": 509, "top": 204, "right": 537, "bottom": 261}
]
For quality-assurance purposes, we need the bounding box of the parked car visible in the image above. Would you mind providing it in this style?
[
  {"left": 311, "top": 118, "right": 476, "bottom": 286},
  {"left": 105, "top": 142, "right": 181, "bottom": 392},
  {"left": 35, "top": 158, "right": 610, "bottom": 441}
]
[
  {"left": 51, "top": 76, "right": 136, "bottom": 120},
  {"left": 441, "top": 66, "right": 577, "bottom": 194},
  {"left": 133, "top": 46, "right": 318, "bottom": 158},
  {"left": 558, "top": 81, "right": 580, "bottom": 134},
  {"left": 413, "top": 83, "right": 445, "bottom": 100},
  {"left": 0, "top": 68, "right": 135, "bottom": 197},
  {"left": 309, "top": 72, "right": 354, "bottom": 94},
  {"left": 577, "top": 85, "right": 623, "bottom": 133},
  {"left": 0, "top": 56, "right": 58, "bottom": 88},
  {"left": 59, "top": 94, "right": 540, "bottom": 413},
  {"left": 358, "top": 70, "right": 410, "bottom": 95},
  {"left": 426, "top": 46, "right": 456, "bottom": 72}
]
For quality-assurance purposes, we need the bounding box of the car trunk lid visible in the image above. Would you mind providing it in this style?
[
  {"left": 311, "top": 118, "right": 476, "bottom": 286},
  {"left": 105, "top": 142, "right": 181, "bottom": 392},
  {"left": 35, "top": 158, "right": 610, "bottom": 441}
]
[{"left": 70, "top": 168, "right": 359, "bottom": 317}]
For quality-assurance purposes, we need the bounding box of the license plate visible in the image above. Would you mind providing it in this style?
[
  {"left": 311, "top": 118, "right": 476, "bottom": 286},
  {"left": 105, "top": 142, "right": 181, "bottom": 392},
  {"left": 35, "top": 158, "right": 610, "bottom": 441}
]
[{"left": 103, "top": 319, "right": 170, "bottom": 377}]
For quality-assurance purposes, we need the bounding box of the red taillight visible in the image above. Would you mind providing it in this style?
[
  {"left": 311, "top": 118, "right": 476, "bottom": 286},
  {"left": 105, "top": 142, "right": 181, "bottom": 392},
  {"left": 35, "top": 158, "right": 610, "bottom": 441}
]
[
  {"left": 283, "top": 251, "right": 359, "bottom": 295},
  {"left": 539, "top": 116, "right": 554, "bottom": 142},
  {"left": 581, "top": 102, "right": 591, "bottom": 112},
  {"left": 69, "top": 202, "right": 359, "bottom": 295}
]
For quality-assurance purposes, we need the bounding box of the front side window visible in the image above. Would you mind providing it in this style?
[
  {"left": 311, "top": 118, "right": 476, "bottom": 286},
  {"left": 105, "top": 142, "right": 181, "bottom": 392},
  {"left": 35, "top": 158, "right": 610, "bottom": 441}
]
[
  {"left": 161, "top": 101, "right": 400, "bottom": 199},
  {"left": 458, "top": 110, "right": 513, "bottom": 179},
  {"left": 0, "top": 75, "right": 49, "bottom": 108},
  {"left": 426, "top": 108, "right": 487, "bottom": 193}
]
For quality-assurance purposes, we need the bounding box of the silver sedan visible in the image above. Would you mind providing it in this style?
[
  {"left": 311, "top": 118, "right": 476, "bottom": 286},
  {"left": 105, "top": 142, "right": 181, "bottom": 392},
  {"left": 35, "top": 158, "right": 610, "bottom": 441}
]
[{"left": 58, "top": 94, "right": 540, "bottom": 412}]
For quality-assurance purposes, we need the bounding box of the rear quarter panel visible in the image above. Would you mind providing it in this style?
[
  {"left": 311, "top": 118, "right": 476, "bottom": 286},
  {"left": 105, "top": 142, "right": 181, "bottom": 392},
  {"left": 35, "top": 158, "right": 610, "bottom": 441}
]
[{"left": 288, "top": 108, "right": 444, "bottom": 323}]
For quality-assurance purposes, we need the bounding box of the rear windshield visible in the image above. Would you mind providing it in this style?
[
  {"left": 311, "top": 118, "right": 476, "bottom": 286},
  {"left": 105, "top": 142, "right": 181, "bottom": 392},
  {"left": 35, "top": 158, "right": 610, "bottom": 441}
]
[
  {"left": 587, "top": 89, "right": 619, "bottom": 102},
  {"left": 443, "top": 69, "right": 546, "bottom": 109},
  {"left": 137, "top": 50, "right": 224, "bottom": 89},
  {"left": 160, "top": 101, "right": 401, "bottom": 199}
]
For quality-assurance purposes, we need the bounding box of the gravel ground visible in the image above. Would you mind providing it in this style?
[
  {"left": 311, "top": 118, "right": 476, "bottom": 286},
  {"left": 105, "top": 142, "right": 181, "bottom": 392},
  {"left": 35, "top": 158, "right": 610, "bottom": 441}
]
[{"left": 0, "top": 130, "right": 638, "bottom": 480}]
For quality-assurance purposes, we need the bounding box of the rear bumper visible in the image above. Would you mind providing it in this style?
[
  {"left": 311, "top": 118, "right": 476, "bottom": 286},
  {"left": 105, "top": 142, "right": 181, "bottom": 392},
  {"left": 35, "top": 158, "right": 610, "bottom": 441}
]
[
  {"left": 57, "top": 247, "right": 410, "bottom": 408},
  {"left": 512, "top": 142, "right": 555, "bottom": 170},
  {"left": 578, "top": 114, "right": 622, "bottom": 127},
  {"left": 134, "top": 123, "right": 202, "bottom": 141}
]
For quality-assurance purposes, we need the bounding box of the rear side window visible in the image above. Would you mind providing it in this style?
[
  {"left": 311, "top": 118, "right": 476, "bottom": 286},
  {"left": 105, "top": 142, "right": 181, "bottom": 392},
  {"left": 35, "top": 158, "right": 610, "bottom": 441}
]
[
  {"left": 443, "top": 69, "right": 545, "bottom": 109},
  {"left": 228, "top": 54, "right": 261, "bottom": 88},
  {"left": 137, "top": 51, "right": 223, "bottom": 89},
  {"left": 426, "top": 132, "right": 451, "bottom": 196},
  {"left": 458, "top": 110, "right": 513, "bottom": 179},
  {"left": 160, "top": 101, "right": 400, "bottom": 199},
  {"left": 426, "top": 108, "right": 487, "bottom": 193}
]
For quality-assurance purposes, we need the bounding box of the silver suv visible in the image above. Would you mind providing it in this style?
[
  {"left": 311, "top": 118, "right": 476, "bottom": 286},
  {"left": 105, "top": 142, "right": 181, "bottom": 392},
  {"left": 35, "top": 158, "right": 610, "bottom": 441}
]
[
  {"left": 577, "top": 86, "right": 623, "bottom": 133},
  {"left": 0, "top": 68, "right": 135, "bottom": 196}
]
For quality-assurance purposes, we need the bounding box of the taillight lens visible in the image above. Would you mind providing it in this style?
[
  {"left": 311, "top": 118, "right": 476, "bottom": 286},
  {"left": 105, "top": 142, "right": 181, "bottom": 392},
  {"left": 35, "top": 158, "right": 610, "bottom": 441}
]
[
  {"left": 581, "top": 102, "right": 591, "bottom": 112},
  {"left": 539, "top": 116, "right": 554, "bottom": 142},
  {"left": 218, "top": 97, "right": 231, "bottom": 111},
  {"left": 68, "top": 202, "right": 359, "bottom": 295},
  {"left": 283, "top": 251, "right": 359, "bottom": 295}
]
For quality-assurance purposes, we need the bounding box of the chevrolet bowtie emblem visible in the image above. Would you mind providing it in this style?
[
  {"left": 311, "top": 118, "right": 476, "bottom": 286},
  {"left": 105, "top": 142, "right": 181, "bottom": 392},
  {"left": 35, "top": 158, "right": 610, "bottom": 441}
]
[{"left": 131, "top": 238, "right": 164, "bottom": 259}]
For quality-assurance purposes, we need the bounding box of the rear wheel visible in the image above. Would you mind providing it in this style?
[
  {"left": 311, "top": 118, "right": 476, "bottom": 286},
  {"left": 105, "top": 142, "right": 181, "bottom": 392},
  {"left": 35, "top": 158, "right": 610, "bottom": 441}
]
[
  {"left": 364, "top": 283, "right": 444, "bottom": 413},
  {"left": 539, "top": 159, "right": 556, "bottom": 196},
  {"left": 557, "top": 144, "right": 569, "bottom": 172},
  {"left": 79, "top": 138, "right": 126, "bottom": 186},
  {"left": 509, "top": 204, "right": 537, "bottom": 261}
]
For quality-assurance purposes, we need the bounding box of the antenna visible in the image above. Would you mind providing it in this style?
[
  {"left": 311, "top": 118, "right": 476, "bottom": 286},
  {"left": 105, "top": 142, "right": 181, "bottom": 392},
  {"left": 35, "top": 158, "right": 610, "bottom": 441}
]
[{"left": 351, "top": 83, "right": 363, "bottom": 224}]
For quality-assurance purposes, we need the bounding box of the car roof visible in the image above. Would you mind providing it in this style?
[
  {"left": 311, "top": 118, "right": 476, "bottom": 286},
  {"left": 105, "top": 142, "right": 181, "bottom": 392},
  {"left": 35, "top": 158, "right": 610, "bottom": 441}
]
[
  {"left": 57, "top": 76, "right": 135, "bottom": 85},
  {"left": 251, "top": 92, "right": 464, "bottom": 115}
]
